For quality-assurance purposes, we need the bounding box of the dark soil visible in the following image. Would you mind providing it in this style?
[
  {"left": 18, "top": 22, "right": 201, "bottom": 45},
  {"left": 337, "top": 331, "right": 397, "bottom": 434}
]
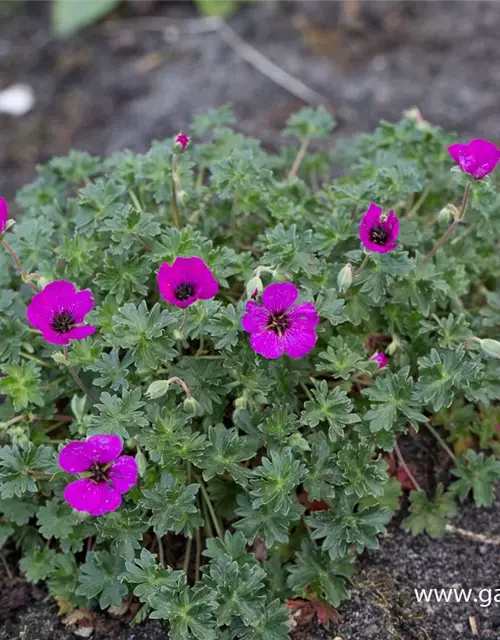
[
  {"left": 2, "top": 1, "right": 500, "bottom": 638},
  {"left": 3, "top": 1, "right": 500, "bottom": 202}
]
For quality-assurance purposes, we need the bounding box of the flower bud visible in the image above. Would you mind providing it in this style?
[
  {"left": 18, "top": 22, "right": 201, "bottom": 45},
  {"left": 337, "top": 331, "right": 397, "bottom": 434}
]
[
  {"left": 288, "top": 432, "right": 310, "bottom": 452},
  {"left": 337, "top": 263, "right": 354, "bottom": 293},
  {"left": 183, "top": 396, "right": 202, "bottom": 415},
  {"left": 438, "top": 204, "right": 460, "bottom": 224},
  {"left": 52, "top": 351, "right": 67, "bottom": 364},
  {"left": 145, "top": 380, "right": 170, "bottom": 400},
  {"left": 174, "top": 132, "right": 190, "bottom": 151},
  {"left": 246, "top": 275, "right": 263, "bottom": 300},
  {"left": 386, "top": 335, "right": 401, "bottom": 356},
  {"left": 135, "top": 449, "right": 147, "bottom": 477},
  {"left": 478, "top": 338, "right": 500, "bottom": 359}
]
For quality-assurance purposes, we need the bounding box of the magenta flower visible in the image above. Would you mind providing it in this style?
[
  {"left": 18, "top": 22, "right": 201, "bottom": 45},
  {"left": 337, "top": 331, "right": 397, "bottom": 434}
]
[
  {"left": 241, "top": 282, "right": 319, "bottom": 359},
  {"left": 0, "top": 198, "right": 8, "bottom": 234},
  {"left": 447, "top": 138, "right": 500, "bottom": 179},
  {"left": 59, "top": 435, "right": 138, "bottom": 516},
  {"left": 370, "top": 351, "right": 388, "bottom": 369},
  {"left": 26, "top": 280, "right": 97, "bottom": 345},
  {"left": 175, "top": 132, "right": 190, "bottom": 151},
  {"left": 359, "top": 203, "right": 399, "bottom": 254},
  {"left": 157, "top": 256, "right": 218, "bottom": 308}
]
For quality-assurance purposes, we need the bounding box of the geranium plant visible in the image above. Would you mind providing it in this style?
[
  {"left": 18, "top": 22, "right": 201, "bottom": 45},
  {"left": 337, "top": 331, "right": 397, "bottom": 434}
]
[{"left": 1, "top": 106, "right": 500, "bottom": 638}]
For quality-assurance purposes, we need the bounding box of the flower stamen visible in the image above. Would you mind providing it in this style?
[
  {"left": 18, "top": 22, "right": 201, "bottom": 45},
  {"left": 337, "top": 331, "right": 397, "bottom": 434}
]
[
  {"left": 175, "top": 282, "right": 195, "bottom": 301},
  {"left": 51, "top": 310, "right": 75, "bottom": 334}
]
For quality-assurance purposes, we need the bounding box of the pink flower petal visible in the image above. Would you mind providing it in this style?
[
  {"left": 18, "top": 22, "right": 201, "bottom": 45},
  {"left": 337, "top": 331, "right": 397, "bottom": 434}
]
[
  {"left": 287, "top": 302, "right": 319, "bottom": 329},
  {"left": 250, "top": 330, "right": 284, "bottom": 359},
  {"left": 262, "top": 283, "right": 298, "bottom": 314},
  {"left": 87, "top": 435, "right": 123, "bottom": 465},
  {"left": 64, "top": 478, "right": 122, "bottom": 516},
  {"left": 282, "top": 326, "right": 317, "bottom": 359},
  {"left": 448, "top": 139, "right": 500, "bottom": 179},
  {"left": 241, "top": 301, "right": 270, "bottom": 333},
  {"left": 38, "top": 327, "right": 73, "bottom": 345},
  {"left": 69, "top": 290, "right": 95, "bottom": 323},
  {"left": 157, "top": 257, "right": 218, "bottom": 307},
  {"left": 0, "top": 197, "right": 8, "bottom": 233},
  {"left": 370, "top": 351, "right": 388, "bottom": 369},
  {"left": 359, "top": 204, "right": 399, "bottom": 254},
  {"left": 109, "top": 455, "right": 138, "bottom": 493},
  {"left": 65, "top": 325, "right": 97, "bottom": 341},
  {"left": 59, "top": 441, "right": 95, "bottom": 473}
]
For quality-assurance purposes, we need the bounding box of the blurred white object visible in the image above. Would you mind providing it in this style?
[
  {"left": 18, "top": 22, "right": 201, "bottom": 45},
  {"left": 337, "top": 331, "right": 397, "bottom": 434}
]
[{"left": 0, "top": 84, "right": 35, "bottom": 116}]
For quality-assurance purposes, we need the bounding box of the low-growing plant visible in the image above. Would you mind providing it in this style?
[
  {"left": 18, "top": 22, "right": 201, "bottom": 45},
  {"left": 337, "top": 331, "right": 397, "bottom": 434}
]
[{"left": 1, "top": 106, "right": 500, "bottom": 638}]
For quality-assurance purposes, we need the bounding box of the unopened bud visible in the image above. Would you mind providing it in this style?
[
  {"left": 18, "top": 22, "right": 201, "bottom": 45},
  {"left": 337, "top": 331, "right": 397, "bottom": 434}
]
[
  {"left": 337, "top": 263, "right": 354, "bottom": 293},
  {"left": 438, "top": 204, "right": 460, "bottom": 224},
  {"left": 386, "top": 336, "right": 401, "bottom": 356},
  {"left": 478, "top": 338, "right": 500, "bottom": 359},
  {"left": 174, "top": 132, "right": 190, "bottom": 151},
  {"left": 288, "top": 432, "right": 310, "bottom": 452},
  {"left": 145, "top": 380, "right": 170, "bottom": 400},
  {"left": 135, "top": 449, "right": 147, "bottom": 477},
  {"left": 52, "top": 351, "right": 67, "bottom": 364},
  {"left": 246, "top": 276, "right": 263, "bottom": 300},
  {"left": 183, "top": 396, "right": 202, "bottom": 415}
]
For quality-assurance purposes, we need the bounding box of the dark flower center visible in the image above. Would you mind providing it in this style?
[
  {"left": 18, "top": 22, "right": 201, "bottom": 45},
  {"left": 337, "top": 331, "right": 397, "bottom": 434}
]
[
  {"left": 370, "top": 225, "right": 389, "bottom": 245},
  {"left": 91, "top": 464, "right": 110, "bottom": 484},
  {"left": 268, "top": 313, "right": 289, "bottom": 335},
  {"left": 175, "top": 283, "right": 195, "bottom": 301},
  {"left": 51, "top": 310, "right": 75, "bottom": 334}
]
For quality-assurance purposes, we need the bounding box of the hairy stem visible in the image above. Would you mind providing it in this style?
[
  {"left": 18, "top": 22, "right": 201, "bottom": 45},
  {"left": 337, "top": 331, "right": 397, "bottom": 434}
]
[
  {"left": 1, "top": 239, "right": 38, "bottom": 291},
  {"left": 394, "top": 441, "right": 422, "bottom": 493},
  {"left": 425, "top": 422, "right": 457, "bottom": 463},
  {"left": 424, "top": 182, "right": 471, "bottom": 263},
  {"left": 287, "top": 137, "right": 310, "bottom": 181},
  {"left": 354, "top": 253, "right": 371, "bottom": 276},
  {"left": 196, "top": 475, "right": 224, "bottom": 539},
  {"left": 171, "top": 154, "right": 182, "bottom": 228},
  {"left": 63, "top": 347, "right": 95, "bottom": 403}
]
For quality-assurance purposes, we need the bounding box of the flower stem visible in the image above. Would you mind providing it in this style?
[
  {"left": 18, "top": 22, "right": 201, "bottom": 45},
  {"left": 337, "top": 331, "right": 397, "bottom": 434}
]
[
  {"left": 129, "top": 190, "right": 143, "bottom": 212},
  {"left": 183, "top": 535, "right": 192, "bottom": 574},
  {"left": 1, "top": 239, "right": 38, "bottom": 291},
  {"left": 171, "top": 154, "right": 182, "bottom": 228},
  {"left": 63, "top": 347, "right": 95, "bottom": 403},
  {"left": 423, "top": 181, "right": 471, "bottom": 263},
  {"left": 406, "top": 187, "right": 430, "bottom": 220},
  {"left": 394, "top": 441, "right": 422, "bottom": 492},
  {"left": 288, "top": 137, "right": 310, "bottom": 181},
  {"left": 195, "top": 525, "right": 201, "bottom": 582},
  {"left": 299, "top": 380, "right": 313, "bottom": 402},
  {"left": 354, "top": 253, "right": 371, "bottom": 276},
  {"left": 425, "top": 422, "right": 457, "bottom": 463},
  {"left": 195, "top": 474, "right": 224, "bottom": 539},
  {"left": 20, "top": 351, "right": 54, "bottom": 369},
  {"left": 157, "top": 535, "right": 165, "bottom": 567},
  {"left": 166, "top": 377, "right": 191, "bottom": 399}
]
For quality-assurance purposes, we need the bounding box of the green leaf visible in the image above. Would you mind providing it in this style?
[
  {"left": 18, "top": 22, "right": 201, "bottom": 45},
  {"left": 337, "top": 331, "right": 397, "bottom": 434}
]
[
  {"left": 150, "top": 583, "right": 218, "bottom": 640},
  {"left": 140, "top": 475, "right": 202, "bottom": 537},
  {"left": 287, "top": 540, "right": 353, "bottom": 607},
  {"left": 199, "top": 424, "right": 256, "bottom": 482},
  {"left": 403, "top": 486, "right": 456, "bottom": 538},
  {"left": 52, "top": 0, "right": 121, "bottom": 38},
  {"left": 89, "top": 389, "right": 148, "bottom": 438},
  {"left": 20, "top": 548, "right": 57, "bottom": 582},
  {"left": 0, "top": 361, "right": 43, "bottom": 410},
  {"left": 37, "top": 498, "right": 80, "bottom": 540},
  {"left": 195, "top": 0, "right": 237, "bottom": 18},
  {"left": 301, "top": 380, "right": 361, "bottom": 440},
  {"left": 362, "top": 366, "right": 427, "bottom": 433},
  {"left": 284, "top": 106, "right": 336, "bottom": 140},
  {"left": 120, "top": 548, "right": 183, "bottom": 604},
  {"left": 307, "top": 492, "right": 391, "bottom": 559},
  {"left": 450, "top": 450, "right": 500, "bottom": 507},
  {"left": 205, "top": 555, "right": 266, "bottom": 627},
  {"left": 95, "top": 510, "right": 150, "bottom": 558},
  {"left": 316, "top": 336, "right": 372, "bottom": 381},
  {"left": 234, "top": 496, "right": 303, "bottom": 547},
  {"left": 249, "top": 448, "right": 306, "bottom": 512},
  {"left": 76, "top": 551, "right": 127, "bottom": 609}
]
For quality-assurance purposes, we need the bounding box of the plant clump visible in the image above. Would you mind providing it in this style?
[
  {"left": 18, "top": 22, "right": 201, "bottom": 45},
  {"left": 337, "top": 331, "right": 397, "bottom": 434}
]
[{"left": 1, "top": 106, "right": 500, "bottom": 639}]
